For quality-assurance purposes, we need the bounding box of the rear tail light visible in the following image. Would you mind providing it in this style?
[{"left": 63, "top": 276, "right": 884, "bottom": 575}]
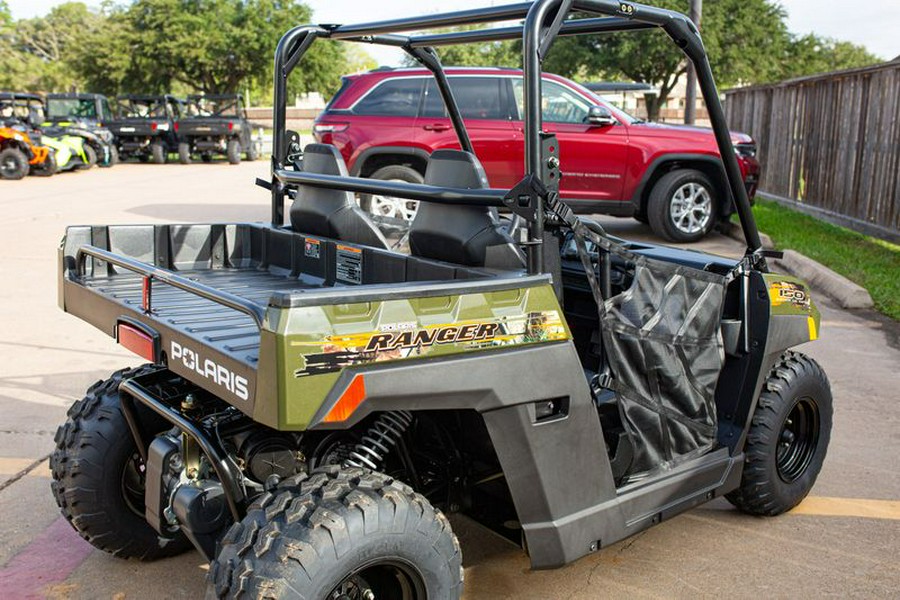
[
  {"left": 313, "top": 123, "right": 349, "bottom": 135},
  {"left": 228, "top": 122, "right": 234, "bottom": 132},
  {"left": 150, "top": 122, "right": 158, "bottom": 131},
  {"left": 117, "top": 322, "right": 157, "bottom": 362},
  {"left": 174, "top": 122, "right": 180, "bottom": 132}
]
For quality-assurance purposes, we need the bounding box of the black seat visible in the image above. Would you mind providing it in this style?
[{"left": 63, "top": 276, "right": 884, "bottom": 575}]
[
  {"left": 408, "top": 150, "right": 525, "bottom": 269},
  {"left": 289, "top": 144, "right": 389, "bottom": 249}
]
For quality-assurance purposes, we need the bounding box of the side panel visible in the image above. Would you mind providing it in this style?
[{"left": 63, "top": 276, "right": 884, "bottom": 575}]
[{"left": 271, "top": 284, "right": 570, "bottom": 429}]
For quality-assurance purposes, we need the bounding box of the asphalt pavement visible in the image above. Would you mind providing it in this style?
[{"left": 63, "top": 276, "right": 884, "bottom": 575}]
[{"left": 0, "top": 162, "right": 897, "bottom": 598}]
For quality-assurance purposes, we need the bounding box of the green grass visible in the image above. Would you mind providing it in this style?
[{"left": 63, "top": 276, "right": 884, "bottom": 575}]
[{"left": 744, "top": 200, "right": 900, "bottom": 320}]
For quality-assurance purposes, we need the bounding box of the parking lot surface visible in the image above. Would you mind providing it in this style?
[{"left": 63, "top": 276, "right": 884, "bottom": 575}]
[{"left": 1, "top": 162, "right": 898, "bottom": 598}]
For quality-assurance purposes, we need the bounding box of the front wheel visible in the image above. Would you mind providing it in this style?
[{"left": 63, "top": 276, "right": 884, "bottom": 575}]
[
  {"left": 0, "top": 148, "right": 30, "bottom": 180},
  {"left": 226, "top": 140, "right": 241, "bottom": 165},
  {"left": 209, "top": 467, "right": 462, "bottom": 599},
  {"left": 80, "top": 143, "right": 97, "bottom": 170},
  {"left": 178, "top": 142, "right": 192, "bottom": 164},
  {"left": 647, "top": 169, "right": 717, "bottom": 243},
  {"left": 50, "top": 366, "right": 192, "bottom": 559},
  {"left": 726, "top": 351, "right": 833, "bottom": 516}
]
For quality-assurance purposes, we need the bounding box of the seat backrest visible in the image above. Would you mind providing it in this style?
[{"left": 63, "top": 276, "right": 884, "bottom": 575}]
[
  {"left": 289, "top": 144, "right": 389, "bottom": 249},
  {"left": 409, "top": 150, "right": 524, "bottom": 269}
]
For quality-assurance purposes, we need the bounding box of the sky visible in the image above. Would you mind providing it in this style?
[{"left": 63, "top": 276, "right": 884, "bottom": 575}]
[{"left": 7, "top": 0, "right": 900, "bottom": 66}]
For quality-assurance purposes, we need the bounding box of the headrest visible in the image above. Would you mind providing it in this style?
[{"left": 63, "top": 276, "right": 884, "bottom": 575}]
[
  {"left": 302, "top": 143, "right": 349, "bottom": 177},
  {"left": 424, "top": 149, "right": 489, "bottom": 189}
]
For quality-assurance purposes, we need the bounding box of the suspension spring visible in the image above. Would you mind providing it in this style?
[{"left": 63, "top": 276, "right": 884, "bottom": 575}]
[{"left": 343, "top": 411, "right": 413, "bottom": 471}]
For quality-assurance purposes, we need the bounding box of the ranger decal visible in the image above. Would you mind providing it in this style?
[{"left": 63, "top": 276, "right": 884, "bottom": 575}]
[{"left": 294, "top": 310, "right": 567, "bottom": 377}]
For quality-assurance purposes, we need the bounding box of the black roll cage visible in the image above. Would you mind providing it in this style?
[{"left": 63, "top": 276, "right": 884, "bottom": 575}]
[{"left": 269, "top": 0, "right": 763, "bottom": 274}]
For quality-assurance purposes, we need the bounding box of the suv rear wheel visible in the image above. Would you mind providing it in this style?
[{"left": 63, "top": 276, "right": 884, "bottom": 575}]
[
  {"left": 359, "top": 165, "right": 424, "bottom": 233},
  {"left": 648, "top": 169, "right": 717, "bottom": 243}
]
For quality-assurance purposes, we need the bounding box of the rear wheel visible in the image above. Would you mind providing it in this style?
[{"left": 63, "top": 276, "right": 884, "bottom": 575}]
[
  {"left": 178, "top": 142, "right": 192, "bottom": 164},
  {"left": 150, "top": 142, "right": 166, "bottom": 164},
  {"left": 100, "top": 144, "right": 118, "bottom": 168},
  {"left": 50, "top": 366, "right": 192, "bottom": 559},
  {"left": 647, "top": 169, "right": 717, "bottom": 243},
  {"left": 0, "top": 147, "right": 29, "bottom": 180},
  {"left": 209, "top": 467, "right": 462, "bottom": 599},
  {"left": 359, "top": 165, "right": 424, "bottom": 234},
  {"left": 33, "top": 152, "right": 58, "bottom": 177},
  {"left": 245, "top": 140, "right": 259, "bottom": 161},
  {"left": 726, "top": 351, "right": 833, "bottom": 516},
  {"left": 226, "top": 140, "right": 241, "bottom": 165}
]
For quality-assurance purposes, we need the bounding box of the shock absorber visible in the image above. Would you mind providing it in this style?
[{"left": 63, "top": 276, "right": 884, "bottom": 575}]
[{"left": 343, "top": 411, "right": 413, "bottom": 471}]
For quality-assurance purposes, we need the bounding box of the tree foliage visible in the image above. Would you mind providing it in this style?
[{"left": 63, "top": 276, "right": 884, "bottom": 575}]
[
  {"left": 421, "top": 0, "right": 880, "bottom": 121},
  {"left": 0, "top": 0, "right": 352, "bottom": 103}
]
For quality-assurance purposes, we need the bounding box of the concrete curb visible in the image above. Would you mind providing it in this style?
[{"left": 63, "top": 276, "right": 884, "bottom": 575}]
[{"left": 722, "top": 222, "right": 874, "bottom": 309}]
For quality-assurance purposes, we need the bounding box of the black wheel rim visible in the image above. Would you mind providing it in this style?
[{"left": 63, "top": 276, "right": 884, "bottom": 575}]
[
  {"left": 328, "top": 558, "right": 426, "bottom": 600},
  {"left": 776, "top": 397, "right": 820, "bottom": 483},
  {"left": 121, "top": 451, "right": 148, "bottom": 517},
  {"left": 1, "top": 155, "right": 21, "bottom": 177}
]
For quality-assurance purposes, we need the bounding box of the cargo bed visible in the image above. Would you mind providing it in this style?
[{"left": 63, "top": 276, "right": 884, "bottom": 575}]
[{"left": 60, "top": 222, "right": 543, "bottom": 418}]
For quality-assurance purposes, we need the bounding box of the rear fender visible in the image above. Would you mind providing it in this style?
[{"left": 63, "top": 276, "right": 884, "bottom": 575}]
[{"left": 307, "top": 342, "right": 622, "bottom": 569}]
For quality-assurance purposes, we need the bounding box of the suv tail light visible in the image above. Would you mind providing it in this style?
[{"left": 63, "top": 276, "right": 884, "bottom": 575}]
[{"left": 313, "top": 123, "right": 349, "bottom": 135}]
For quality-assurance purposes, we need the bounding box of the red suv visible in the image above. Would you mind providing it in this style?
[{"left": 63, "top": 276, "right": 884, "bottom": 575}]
[{"left": 313, "top": 67, "right": 760, "bottom": 242}]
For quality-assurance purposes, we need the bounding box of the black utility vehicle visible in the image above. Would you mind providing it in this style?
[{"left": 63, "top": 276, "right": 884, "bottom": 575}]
[
  {"left": 51, "top": 2, "right": 833, "bottom": 599},
  {"left": 175, "top": 94, "right": 260, "bottom": 164},
  {"left": 109, "top": 95, "right": 185, "bottom": 164},
  {"left": 44, "top": 92, "right": 118, "bottom": 167}
]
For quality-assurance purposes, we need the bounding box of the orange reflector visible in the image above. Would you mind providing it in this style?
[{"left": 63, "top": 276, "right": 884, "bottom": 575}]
[
  {"left": 118, "top": 323, "right": 155, "bottom": 362},
  {"left": 324, "top": 375, "right": 366, "bottom": 423}
]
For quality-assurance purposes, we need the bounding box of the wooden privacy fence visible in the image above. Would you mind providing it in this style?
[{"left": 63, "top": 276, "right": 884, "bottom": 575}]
[{"left": 725, "top": 61, "right": 900, "bottom": 235}]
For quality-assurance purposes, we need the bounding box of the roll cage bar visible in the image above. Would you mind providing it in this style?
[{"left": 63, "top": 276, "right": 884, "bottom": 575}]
[{"left": 269, "top": 0, "right": 764, "bottom": 274}]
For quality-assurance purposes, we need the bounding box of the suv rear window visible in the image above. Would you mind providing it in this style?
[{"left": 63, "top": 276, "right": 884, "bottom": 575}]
[
  {"left": 422, "top": 77, "right": 506, "bottom": 120},
  {"left": 354, "top": 78, "right": 424, "bottom": 117}
]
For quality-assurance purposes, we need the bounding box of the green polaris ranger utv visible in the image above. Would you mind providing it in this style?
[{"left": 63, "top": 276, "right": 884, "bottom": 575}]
[{"left": 52, "top": 1, "right": 833, "bottom": 598}]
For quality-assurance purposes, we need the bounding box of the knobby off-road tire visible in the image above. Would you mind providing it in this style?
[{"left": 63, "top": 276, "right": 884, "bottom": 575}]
[
  {"left": 726, "top": 351, "right": 833, "bottom": 516},
  {"left": 50, "top": 366, "right": 192, "bottom": 560},
  {"left": 100, "top": 144, "right": 118, "bottom": 168},
  {"left": 150, "top": 141, "right": 166, "bottom": 164},
  {"left": 245, "top": 140, "right": 259, "bottom": 162},
  {"left": 178, "top": 142, "right": 192, "bottom": 164},
  {"left": 226, "top": 140, "right": 241, "bottom": 165},
  {"left": 0, "top": 147, "right": 30, "bottom": 180},
  {"left": 81, "top": 143, "right": 98, "bottom": 169},
  {"left": 647, "top": 168, "right": 717, "bottom": 243},
  {"left": 208, "top": 467, "right": 463, "bottom": 600}
]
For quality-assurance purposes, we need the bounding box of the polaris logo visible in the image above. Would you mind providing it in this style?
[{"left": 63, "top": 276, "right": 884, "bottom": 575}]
[{"left": 170, "top": 340, "right": 249, "bottom": 401}]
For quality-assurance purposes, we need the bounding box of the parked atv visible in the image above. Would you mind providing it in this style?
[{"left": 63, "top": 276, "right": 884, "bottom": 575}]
[
  {"left": 0, "top": 125, "right": 55, "bottom": 179},
  {"left": 1, "top": 95, "right": 55, "bottom": 178},
  {"left": 109, "top": 95, "right": 185, "bottom": 164},
  {"left": 174, "top": 94, "right": 261, "bottom": 164},
  {"left": 0, "top": 92, "right": 85, "bottom": 172},
  {"left": 52, "top": 2, "right": 833, "bottom": 599},
  {"left": 44, "top": 93, "right": 118, "bottom": 168}
]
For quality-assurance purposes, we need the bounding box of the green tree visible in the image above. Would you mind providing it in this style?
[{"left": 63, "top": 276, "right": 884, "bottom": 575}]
[
  {"left": 0, "top": 2, "right": 103, "bottom": 91},
  {"left": 543, "top": 0, "right": 791, "bottom": 121},
  {"left": 781, "top": 34, "right": 880, "bottom": 79},
  {"left": 122, "top": 0, "right": 348, "bottom": 100}
]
